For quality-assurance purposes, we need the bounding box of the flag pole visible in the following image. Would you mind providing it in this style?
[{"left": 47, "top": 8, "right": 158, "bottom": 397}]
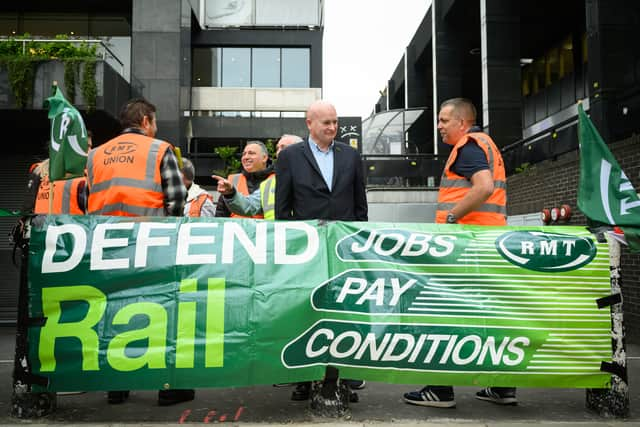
[
  {"left": 585, "top": 233, "right": 629, "bottom": 417},
  {"left": 47, "top": 82, "right": 58, "bottom": 215}
]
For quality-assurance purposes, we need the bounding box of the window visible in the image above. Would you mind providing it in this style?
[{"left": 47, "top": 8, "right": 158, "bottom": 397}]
[
  {"left": 522, "top": 35, "right": 577, "bottom": 97},
  {"left": 282, "top": 48, "right": 310, "bottom": 87},
  {"left": 252, "top": 48, "right": 280, "bottom": 87},
  {"left": 192, "top": 47, "right": 311, "bottom": 88},
  {"left": 222, "top": 48, "right": 251, "bottom": 87}
]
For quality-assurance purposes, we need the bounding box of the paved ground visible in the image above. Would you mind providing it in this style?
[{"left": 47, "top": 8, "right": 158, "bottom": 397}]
[{"left": 0, "top": 326, "right": 638, "bottom": 426}]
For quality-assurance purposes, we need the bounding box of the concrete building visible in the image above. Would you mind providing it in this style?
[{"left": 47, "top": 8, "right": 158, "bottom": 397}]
[
  {"left": 365, "top": 0, "right": 640, "bottom": 341},
  {"left": 0, "top": 0, "right": 324, "bottom": 322}
]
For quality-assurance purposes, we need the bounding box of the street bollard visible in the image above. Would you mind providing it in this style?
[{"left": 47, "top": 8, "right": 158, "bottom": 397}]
[
  {"left": 11, "top": 219, "right": 56, "bottom": 418},
  {"left": 309, "top": 366, "right": 351, "bottom": 418},
  {"left": 585, "top": 234, "right": 629, "bottom": 418}
]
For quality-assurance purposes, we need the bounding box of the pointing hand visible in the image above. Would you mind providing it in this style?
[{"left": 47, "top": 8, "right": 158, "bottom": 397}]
[{"left": 212, "top": 175, "right": 234, "bottom": 195}]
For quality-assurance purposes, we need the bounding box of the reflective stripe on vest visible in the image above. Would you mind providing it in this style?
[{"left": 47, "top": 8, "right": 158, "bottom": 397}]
[
  {"left": 188, "top": 193, "right": 213, "bottom": 217},
  {"left": 33, "top": 175, "right": 51, "bottom": 214},
  {"left": 87, "top": 133, "right": 169, "bottom": 217},
  {"left": 228, "top": 172, "right": 274, "bottom": 219},
  {"left": 34, "top": 176, "right": 85, "bottom": 215},
  {"left": 435, "top": 132, "right": 507, "bottom": 225},
  {"left": 260, "top": 176, "right": 276, "bottom": 220}
]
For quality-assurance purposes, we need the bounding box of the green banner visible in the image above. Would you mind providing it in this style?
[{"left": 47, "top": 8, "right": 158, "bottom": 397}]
[{"left": 27, "top": 216, "right": 613, "bottom": 392}]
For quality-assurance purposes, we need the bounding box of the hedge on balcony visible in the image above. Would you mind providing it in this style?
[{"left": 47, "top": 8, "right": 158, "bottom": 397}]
[{"left": 0, "top": 34, "right": 98, "bottom": 110}]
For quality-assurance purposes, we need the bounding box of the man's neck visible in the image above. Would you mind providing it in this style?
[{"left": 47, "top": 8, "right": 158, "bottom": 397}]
[
  {"left": 310, "top": 136, "right": 332, "bottom": 152},
  {"left": 122, "top": 127, "right": 146, "bottom": 136}
]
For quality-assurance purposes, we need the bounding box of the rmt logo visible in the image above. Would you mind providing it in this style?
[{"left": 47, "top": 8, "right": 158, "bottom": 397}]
[{"left": 496, "top": 231, "right": 597, "bottom": 272}]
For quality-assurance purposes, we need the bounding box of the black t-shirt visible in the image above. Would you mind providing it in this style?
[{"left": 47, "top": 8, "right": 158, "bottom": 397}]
[{"left": 450, "top": 128, "right": 489, "bottom": 179}]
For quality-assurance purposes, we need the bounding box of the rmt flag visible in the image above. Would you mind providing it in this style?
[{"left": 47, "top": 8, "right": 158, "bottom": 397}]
[
  {"left": 44, "top": 85, "right": 89, "bottom": 181},
  {"left": 577, "top": 103, "right": 640, "bottom": 251}
]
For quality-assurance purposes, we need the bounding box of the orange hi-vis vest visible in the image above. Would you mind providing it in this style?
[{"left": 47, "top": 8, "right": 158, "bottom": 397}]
[
  {"left": 228, "top": 172, "right": 274, "bottom": 219},
  {"left": 87, "top": 132, "right": 170, "bottom": 217},
  {"left": 435, "top": 132, "right": 507, "bottom": 225},
  {"left": 34, "top": 175, "right": 86, "bottom": 215},
  {"left": 188, "top": 193, "right": 213, "bottom": 217}
]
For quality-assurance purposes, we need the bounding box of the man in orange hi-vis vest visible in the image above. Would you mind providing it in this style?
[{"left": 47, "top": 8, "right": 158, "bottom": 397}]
[
  {"left": 86, "top": 98, "right": 186, "bottom": 218},
  {"left": 180, "top": 158, "right": 215, "bottom": 217},
  {"left": 404, "top": 98, "right": 511, "bottom": 409},
  {"left": 86, "top": 98, "right": 190, "bottom": 406},
  {"left": 214, "top": 140, "right": 273, "bottom": 218}
]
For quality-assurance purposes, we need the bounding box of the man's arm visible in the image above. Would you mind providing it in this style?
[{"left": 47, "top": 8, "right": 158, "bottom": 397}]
[
  {"left": 212, "top": 174, "right": 263, "bottom": 217},
  {"left": 224, "top": 189, "right": 263, "bottom": 217},
  {"left": 353, "top": 151, "right": 368, "bottom": 221},
  {"left": 449, "top": 169, "right": 494, "bottom": 220},
  {"left": 275, "top": 149, "right": 294, "bottom": 220},
  {"left": 160, "top": 149, "right": 187, "bottom": 216}
]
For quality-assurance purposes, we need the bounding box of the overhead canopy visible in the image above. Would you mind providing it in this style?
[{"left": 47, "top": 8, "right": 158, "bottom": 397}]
[{"left": 362, "top": 108, "right": 429, "bottom": 155}]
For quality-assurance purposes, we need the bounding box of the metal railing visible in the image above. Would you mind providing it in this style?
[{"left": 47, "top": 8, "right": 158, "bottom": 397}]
[
  {"left": 361, "top": 153, "right": 445, "bottom": 188},
  {"left": 0, "top": 38, "right": 126, "bottom": 78}
]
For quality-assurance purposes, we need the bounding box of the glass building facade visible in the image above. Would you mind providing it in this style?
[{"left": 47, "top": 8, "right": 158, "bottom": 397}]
[{"left": 192, "top": 47, "right": 310, "bottom": 88}]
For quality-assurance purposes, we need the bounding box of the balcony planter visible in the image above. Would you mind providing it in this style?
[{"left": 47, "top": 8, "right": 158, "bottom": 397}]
[{"left": 0, "top": 36, "right": 98, "bottom": 109}]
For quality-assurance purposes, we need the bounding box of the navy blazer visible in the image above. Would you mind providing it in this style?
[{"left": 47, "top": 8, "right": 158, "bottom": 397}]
[{"left": 275, "top": 139, "right": 368, "bottom": 221}]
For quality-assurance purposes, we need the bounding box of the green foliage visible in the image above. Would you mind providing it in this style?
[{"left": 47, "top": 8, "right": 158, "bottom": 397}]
[
  {"left": 0, "top": 33, "right": 99, "bottom": 109},
  {"left": 265, "top": 139, "right": 276, "bottom": 160},
  {"left": 81, "top": 60, "right": 97, "bottom": 112},
  {"left": 64, "top": 59, "right": 80, "bottom": 102},
  {"left": 5, "top": 57, "right": 36, "bottom": 108},
  {"left": 515, "top": 162, "right": 533, "bottom": 174},
  {"left": 213, "top": 146, "right": 242, "bottom": 177}
]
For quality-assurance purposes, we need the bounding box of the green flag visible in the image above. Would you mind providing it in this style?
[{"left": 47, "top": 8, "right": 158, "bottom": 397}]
[
  {"left": 577, "top": 103, "right": 640, "bottom": 251},
  {"left": 44, "top": 86, "right": 88, "bottom": 181}
]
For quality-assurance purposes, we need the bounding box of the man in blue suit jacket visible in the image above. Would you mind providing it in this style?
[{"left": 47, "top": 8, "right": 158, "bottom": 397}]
[
  {"left": 275, "top": 100, "right": 368, "bottom": 404},
  {"left": 275, "top": 100, "right": 368, "bottom": 221}
]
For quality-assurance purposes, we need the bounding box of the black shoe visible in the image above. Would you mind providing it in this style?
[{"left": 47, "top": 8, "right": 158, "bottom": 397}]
[
  {"left": 403, "top": 385, "right": 456, "bottom": 408},
  {"left": 157, "top": 389, "right": 195, "bottom": 406},
  {"left": 107, "top": 390, "right": 129, "bottom": 404},
  {"left": 475, "top": 387, "right": 517, "bottom": 405},
  {"left": 291, "top": 382, "right": 311, "bottom": 401}
]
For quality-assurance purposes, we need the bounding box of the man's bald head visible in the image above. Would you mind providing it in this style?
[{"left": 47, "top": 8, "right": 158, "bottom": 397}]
[
  {"left": 276, "top": 134, "right": 302, "bottom": 157},
  {"left": 306, "top": 100, "right": 337, "bottom": 120},
  {"left": 305, "top": 100, "right": 338, "bottom": 148}
]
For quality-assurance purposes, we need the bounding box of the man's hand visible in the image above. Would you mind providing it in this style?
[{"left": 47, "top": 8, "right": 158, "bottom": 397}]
[{"left": 212, "top": 175, "right": 234, "bottom": 196}]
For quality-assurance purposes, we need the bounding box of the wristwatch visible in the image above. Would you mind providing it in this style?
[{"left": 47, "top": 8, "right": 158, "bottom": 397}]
[{"left": 446, "top": 212, "right": 457, "bottom": 224}]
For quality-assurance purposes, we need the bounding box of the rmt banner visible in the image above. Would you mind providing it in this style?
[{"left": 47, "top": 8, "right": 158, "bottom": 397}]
[{"left": 27, "top": 215, "right": 613, "bottom": 392}]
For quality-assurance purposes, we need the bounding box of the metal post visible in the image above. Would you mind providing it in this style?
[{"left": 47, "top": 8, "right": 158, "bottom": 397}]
[
  {"left": 309, "top": 366, "right": 351, "bottom": 418},
  {"left": 11, "top": 218, "right": 56, "bottom": 418},
  {"left": 585, "top": 234, "right": 629, "bottom": 417}
]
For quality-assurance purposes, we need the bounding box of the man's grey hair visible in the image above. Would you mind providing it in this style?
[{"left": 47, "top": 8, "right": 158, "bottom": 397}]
[
  {"left": 245, "top": 140, "right": 269, "bottom": 157},
  {"left": 280, "top": 134, "right": 303, "bottom": 143},
  {"left": 181, "top": 158, "right": 195, "bottom": 181}
]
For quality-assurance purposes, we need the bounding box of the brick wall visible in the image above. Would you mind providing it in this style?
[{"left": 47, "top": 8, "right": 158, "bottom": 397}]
[{"left": 507, "top": 134, "right": 640, "bottom": 343}]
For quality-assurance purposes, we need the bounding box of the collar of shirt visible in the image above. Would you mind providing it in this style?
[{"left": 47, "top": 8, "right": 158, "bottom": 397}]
[
  {"left": 121, "top": 127, "right": 146, "bottom": 136},
  {"left": 307, "top": 136, "right": 334, "bottom": 191},
  {"left": 308, "top": 136, "right": 334, "bottom": 154}
]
